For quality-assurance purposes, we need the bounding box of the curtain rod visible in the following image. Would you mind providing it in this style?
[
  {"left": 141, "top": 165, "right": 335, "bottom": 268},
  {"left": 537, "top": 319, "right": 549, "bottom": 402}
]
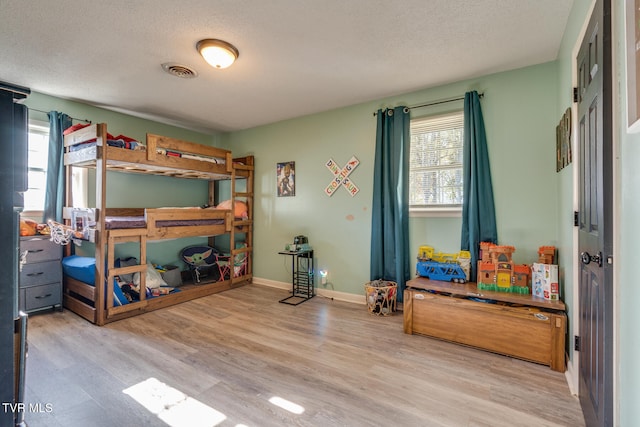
[
  {"left": 28, "top": 107, "right": 92, "bottom": 123},
  {"left": 373, "top": 92, "right": 484, "bottom": 116}
]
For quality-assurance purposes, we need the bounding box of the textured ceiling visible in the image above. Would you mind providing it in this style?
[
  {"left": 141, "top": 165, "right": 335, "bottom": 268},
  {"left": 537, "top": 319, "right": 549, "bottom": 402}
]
[{"left": 0, "top": 0, "right": 574, "bottom": 133}]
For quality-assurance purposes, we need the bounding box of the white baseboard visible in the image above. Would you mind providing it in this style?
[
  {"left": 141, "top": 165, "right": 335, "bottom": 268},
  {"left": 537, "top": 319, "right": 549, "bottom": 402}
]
[
  {"left": 252, "top": 277, "right": 365, "bottom": 305},
  {"left": 565, "top": 357, "right": 579, "bottom": 396}
]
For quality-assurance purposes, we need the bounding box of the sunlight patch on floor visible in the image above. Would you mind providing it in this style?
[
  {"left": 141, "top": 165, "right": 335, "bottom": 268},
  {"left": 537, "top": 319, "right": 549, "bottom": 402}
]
[
  {"left": 123, "top": 377, "right": 226, "bottom": 427},
  {"left": 269, "top": 396, "right": 305, "bottom": 414}
]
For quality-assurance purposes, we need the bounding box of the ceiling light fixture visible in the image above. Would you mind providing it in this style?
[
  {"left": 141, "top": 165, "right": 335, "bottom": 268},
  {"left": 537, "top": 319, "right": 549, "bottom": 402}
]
[{"left": 196, "top": 39, "right": 239, "bottom": 69}]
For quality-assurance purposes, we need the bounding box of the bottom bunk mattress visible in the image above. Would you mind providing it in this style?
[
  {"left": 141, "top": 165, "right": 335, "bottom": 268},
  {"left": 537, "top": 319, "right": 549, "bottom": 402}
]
[
  {"left": 62, "top": 255, "right": 180, "bottom": 307},
  {"left": 62, "top": 255, "right": 130, "bottom": 306},
  {"left": 104, "top": 216, "right": 225, "bottom": 229}
]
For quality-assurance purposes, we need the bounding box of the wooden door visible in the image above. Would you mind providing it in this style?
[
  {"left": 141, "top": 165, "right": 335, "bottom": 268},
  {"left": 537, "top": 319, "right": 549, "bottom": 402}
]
[{"left": 576, "top": 1, "right": 613, "bottom": 425}]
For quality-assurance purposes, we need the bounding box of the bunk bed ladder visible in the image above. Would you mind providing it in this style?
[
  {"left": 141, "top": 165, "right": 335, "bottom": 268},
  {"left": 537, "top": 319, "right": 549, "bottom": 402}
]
[{"left": 229, "top": 156, "right": 254, "bottom": 284}]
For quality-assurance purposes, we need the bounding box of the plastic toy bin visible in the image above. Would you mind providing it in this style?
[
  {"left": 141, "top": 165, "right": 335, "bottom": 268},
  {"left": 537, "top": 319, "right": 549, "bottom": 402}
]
[{"left": 364, "top": 280, "right": 397, "bottom": 315}]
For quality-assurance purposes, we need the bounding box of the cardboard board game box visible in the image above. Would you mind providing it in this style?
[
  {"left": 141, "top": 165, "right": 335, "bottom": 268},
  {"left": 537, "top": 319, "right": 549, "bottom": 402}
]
[{"left": 532, "top": 263, "right": 559, "bottom": 300}]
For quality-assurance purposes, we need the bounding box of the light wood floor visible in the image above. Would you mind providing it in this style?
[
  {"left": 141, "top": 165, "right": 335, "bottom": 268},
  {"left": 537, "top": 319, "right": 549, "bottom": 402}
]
[{"left": 23, "top": 284, "right": 584, "bottom": 427}]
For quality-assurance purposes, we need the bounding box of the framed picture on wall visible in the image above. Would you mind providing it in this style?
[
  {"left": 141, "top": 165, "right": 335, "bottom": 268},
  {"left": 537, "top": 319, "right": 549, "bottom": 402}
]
[
  {"left": 626, "top": 0, "right": 640, "bottom": 132},
  {"left": 277, "top": 161, "right": 295, "bottom": 197}
]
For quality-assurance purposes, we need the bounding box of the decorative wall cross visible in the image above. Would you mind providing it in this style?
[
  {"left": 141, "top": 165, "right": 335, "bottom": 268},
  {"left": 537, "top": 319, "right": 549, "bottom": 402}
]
[{"left": 324, "top": 156, "right": 360, "bottom": 196}]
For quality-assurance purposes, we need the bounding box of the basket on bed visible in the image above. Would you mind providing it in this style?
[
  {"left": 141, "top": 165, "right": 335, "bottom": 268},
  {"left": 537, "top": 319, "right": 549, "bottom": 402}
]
[{"left": 180, "top": 245, "right": 218, "bottom": 283}]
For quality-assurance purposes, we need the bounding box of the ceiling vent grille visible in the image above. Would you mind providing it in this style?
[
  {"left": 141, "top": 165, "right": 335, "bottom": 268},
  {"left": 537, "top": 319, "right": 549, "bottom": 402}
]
[{"left": 161, "top": 63, "right": 198, "bottom": 78}]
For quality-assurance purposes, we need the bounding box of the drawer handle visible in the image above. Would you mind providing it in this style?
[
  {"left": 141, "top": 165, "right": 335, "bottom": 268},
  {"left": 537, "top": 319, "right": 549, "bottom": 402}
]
[
  {"left": 26, "top": 272, "right": 44, "bottom": 277},
  {"left": 34, "top": 293, "right": 52, "bottom": 299},
  {"left": 534, "top": 313, "right": 549, "bottom": 321},
  {"left": 27, "top": 249, "right": 44, "bottom": 253}
]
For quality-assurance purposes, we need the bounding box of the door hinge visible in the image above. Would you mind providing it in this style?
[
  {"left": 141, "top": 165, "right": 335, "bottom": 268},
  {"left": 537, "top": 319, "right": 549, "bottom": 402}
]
[
  {"left": 573, "top": 87, "right": 579, "bottom": 103},
  {"left": 574, "top": 335, "right": 581, "bottom": 352},
  {"left": 574, "top": 211, "right": 579, "bottom": 226}
]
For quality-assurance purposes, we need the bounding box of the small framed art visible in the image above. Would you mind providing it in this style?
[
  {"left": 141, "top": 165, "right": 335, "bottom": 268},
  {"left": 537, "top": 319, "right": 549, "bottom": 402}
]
[{"left": 277, "top": 161, "right": 295, "bottom": 197}]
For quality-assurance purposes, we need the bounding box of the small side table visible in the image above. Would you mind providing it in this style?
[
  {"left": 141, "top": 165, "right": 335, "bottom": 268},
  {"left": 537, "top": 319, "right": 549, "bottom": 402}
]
[{"left": 278, "top": 250, "right": 315, "bottom": 305}]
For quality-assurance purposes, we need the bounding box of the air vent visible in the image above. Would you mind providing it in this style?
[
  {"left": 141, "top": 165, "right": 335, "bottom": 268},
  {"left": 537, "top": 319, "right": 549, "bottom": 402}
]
[{"left": 161, "top": 63, "right": 198, "bottom": 79}]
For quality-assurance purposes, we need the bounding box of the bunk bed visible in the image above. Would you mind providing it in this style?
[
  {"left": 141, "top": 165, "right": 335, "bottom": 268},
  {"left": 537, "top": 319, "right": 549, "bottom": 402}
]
[{"left": 61, "top": 123, "right": 254, "bottom": 325}]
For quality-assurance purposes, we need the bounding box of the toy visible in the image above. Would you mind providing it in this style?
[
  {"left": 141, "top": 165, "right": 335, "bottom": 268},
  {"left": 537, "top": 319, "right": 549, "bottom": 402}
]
[
  {"left": 537, "top": 246, "right": 556, "bottom": 264},
  {"left": 416, "top": 245, "right": 471, "bottom": 283},
  {"left": 476, "top": 242, "right": 530, "bottom": 294},
  {"left": 532, "top": 262, "right": 559, "bottom": 300},
  {"left": 417, "top": 261, "right": 468, "bottom": 283}
]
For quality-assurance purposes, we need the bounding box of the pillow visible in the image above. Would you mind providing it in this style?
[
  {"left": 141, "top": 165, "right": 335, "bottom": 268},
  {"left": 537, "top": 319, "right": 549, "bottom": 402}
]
[{"left": 216, "top": 199, "right": 248, "bottom": 218}]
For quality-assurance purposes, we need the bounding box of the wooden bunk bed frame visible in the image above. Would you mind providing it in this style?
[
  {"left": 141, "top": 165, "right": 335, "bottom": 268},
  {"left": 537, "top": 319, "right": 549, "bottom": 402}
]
[{"left": 62, "top": 123, "right": 254, "bottom": 325}]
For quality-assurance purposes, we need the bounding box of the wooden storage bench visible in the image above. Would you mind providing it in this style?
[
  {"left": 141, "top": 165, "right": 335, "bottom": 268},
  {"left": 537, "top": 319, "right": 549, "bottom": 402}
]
[{"left": 403, "top": 277, "right": 567, "bottom": 372}]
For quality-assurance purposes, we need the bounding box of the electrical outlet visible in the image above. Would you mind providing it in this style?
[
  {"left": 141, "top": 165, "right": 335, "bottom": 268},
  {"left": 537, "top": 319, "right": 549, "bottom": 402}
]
[{"left": 320, "top": 270, "right": 328, "bottom": 285}]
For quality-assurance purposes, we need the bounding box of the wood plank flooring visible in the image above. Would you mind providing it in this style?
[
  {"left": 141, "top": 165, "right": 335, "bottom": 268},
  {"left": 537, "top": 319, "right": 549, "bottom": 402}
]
[{"left": 23, "top": 284, "right": 584, "bottom": 427}]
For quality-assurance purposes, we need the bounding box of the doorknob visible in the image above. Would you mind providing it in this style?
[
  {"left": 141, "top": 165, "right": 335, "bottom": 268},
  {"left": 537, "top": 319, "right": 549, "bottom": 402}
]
[{"left": 581, "top": 251, "right": 603, "bottom": 267}]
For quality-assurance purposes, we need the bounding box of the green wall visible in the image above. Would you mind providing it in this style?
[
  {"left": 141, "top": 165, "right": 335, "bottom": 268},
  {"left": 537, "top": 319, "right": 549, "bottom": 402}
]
[
  {"left": 224, "top": 62, "right": 560, "bottom": 295},
  {"left": 613, "top": 0, "right": 640, "bottom": 424}
]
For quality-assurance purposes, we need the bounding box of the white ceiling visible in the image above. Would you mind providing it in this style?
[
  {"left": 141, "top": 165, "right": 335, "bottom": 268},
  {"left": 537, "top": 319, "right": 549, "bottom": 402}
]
[{"left": 1, "top": 0, "right": 574, "bottom": 133}]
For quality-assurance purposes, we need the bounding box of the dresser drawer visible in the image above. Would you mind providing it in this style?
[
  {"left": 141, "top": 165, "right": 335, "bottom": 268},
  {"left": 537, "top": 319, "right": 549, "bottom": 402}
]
[
  {"left": 20, "top": 237, "right": 61, "bottom": 263},
  {"left": 20, "top": 260, "right": 62, "bottom": 287},
  {"left": 24, "top": 282, "right": 62, "bottom": 311}
]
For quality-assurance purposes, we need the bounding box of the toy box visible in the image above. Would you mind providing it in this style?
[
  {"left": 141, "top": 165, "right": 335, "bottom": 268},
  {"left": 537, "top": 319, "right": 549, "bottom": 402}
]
[{"left": 532, "top": 263, "right": 559, "bottom": 300}]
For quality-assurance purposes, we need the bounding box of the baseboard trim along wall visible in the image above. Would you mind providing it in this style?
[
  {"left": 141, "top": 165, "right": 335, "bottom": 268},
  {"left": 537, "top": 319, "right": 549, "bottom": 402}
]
[{"left": 252, "top": 277, "right": 366, "bottom": 305}]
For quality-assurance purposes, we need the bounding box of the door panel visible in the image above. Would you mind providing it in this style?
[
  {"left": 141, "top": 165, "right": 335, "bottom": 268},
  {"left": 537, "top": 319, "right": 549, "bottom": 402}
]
[{"left": 576, "top": 0, "right": 613, "bottom": 426}]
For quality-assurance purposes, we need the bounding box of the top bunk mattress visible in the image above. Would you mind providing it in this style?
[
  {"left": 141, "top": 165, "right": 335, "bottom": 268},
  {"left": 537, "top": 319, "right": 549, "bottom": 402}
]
[{"left": 63, "top": 124, "right": 233, "bottom": 180}]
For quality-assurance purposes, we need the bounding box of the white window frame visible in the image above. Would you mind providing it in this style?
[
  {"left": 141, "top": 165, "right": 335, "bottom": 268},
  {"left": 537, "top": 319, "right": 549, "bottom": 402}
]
[
  {"left": 409, "top": 110, "right": 464, "bottom": 218},
  {"left": 23, "top": 119, "right": 50, "bottom": 217},
  {"left": 23, "top": 119, "right": 88, "bottom": 218}
]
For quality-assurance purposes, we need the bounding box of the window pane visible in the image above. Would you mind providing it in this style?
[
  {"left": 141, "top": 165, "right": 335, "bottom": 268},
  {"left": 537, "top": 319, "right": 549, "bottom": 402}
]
[
  {"left": 409, "top": 111, "right": 464, "bottom": 208},
  {"left": 24, "top": 124, "right": 50, "bottom": 212},
  {"left": 28, "top": 132, "right": 49, "bottom": 169}
]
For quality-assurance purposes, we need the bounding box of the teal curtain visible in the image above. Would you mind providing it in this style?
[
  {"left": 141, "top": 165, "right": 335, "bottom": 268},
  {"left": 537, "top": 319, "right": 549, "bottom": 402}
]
[
  {"left": 370, "top": 106, "right": 410, "bottom": 301},
  {"left": 460, "top": 91, "right": 497, "bottom": 279},
  {"left": 43, "top": 111, "right": 71, "bottom": 222}
]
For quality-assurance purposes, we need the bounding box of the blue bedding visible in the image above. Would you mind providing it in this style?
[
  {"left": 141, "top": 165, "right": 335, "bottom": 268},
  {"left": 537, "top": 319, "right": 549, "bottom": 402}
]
[{"left": 62, "top": 255, "right": 129, "bottom": 306}]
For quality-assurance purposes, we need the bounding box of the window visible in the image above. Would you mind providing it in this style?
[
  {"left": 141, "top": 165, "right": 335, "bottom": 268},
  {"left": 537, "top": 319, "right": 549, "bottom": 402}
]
[
  {"left": 24, "top": 120, "right": 50, "bottom": 212},
  {"left": 24, "top": 120, "right": 87, "bottom": 217},
  {"left": 409, "top": 111, "right": 464, "bottom": 216}
]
